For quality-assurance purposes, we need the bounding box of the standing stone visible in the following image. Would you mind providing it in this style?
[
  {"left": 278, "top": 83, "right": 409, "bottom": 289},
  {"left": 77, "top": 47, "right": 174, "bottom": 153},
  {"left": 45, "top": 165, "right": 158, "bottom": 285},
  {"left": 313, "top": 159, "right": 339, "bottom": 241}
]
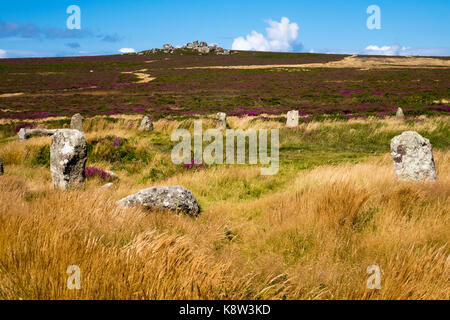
[
  {"left": 70, "top": 113, "right": 84, "bottom": 132},
  {"left": 0, "top": 155, "right": 3, "bottom": 175},
  {"left": 286, "top": 110, "right": 299, "bottom": 127},
  {"left": 50, "top": 129, "right": 87, "bottom": 189},
  {"left": 216, "top": 112, "right": 227, "bottom": 130},
  {"left": 138, "top": 116, "right": 154, "bottom": 131},
  {"left": 117, "top": 185, "right": 200, "bottom": 216},
  {"left": 18, "top": 128, "right": 27, "bottom": 141},
  {"left": 390, "top": 131, "right": 437, "bottom": 181},
  {"left": 396, "top": 108, "right": 405, "bottom": 121}
]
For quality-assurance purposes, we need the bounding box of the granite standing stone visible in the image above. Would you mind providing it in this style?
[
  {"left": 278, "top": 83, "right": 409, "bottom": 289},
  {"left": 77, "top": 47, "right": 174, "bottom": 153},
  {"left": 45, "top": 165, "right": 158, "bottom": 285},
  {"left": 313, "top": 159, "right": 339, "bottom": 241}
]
[
  {"left": 50, "top": 129, "right": 87, "bottom": 189},
  {"left": 390, "top": 131, "right": 437, "bottom": 181}
]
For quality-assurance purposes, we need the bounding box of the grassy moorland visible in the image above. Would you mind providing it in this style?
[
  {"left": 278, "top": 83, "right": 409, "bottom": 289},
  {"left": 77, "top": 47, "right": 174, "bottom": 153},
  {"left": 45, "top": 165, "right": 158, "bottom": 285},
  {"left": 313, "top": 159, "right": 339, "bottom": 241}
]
[
  {"left": 0, "top": 51, "right": 449, "bottom": 299},
  {"left": 0, "top": 115, "right": 449, "bottom": 299},
  {"left": 0, "top": 51, "right": 449, "bottom": 120}
]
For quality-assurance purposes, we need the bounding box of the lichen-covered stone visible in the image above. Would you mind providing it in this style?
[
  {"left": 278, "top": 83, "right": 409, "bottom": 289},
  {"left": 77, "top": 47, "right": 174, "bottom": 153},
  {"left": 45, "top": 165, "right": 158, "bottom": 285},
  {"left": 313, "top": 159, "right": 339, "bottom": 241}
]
[
  {"left": 216, "top": 112, "right": 227, "bottom": 130},
  {"left": 138, "top": 116, "right": 154, "bottom": 131},
  {"left": 50, "top": 129, "right": 87, "bottom": 189},
  {"left": 117, "top": 185, "right": 200, "bottom": 216},
  {"left": 390, "top": 131, "right": 437, "bottom": 181},
  {"left": 70, "top": 113, "right": 84, "bottom": 132},
  {"left": 286, "top": 110, "right": 299, "bottom": 127}
]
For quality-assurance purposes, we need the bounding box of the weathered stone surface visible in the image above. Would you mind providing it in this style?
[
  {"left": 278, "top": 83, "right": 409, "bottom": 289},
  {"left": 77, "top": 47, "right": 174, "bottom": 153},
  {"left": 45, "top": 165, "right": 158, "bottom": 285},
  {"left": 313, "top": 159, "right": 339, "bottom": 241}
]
[
  {"left": 101, "top": 182, "right": 114, "bottom": 189},
  {"left": 50, "top": 129, "right": 87, "bottom": 189},
  {"left": 18, "top": 128, "right": 57, "bottom": 141},
  {"left": 138, "top": 116, "right": 154, "bottom": 131},
  {"left": 390, "top": 131, "right": 437, "bottom": 181},
  {"left": 70, "top": 113, "right": 84, "bottom": 132},
  {"left": 396, "top": 107, "right": 405, "bottom": 121},
  {"left": 198, "top": 46, "right": 210, "bottom": 54},
  {"left": 0, "top": 155, "right": 3, "bottom": 175},
  {"left": 105, "top": 170, "right": 119, "bottom": 180},
  {"left": 286, "top": 110, "right": 299, "bottom": 127},
  {"left": 117, "top": 185, "right": 200, "bottom": 216},
  {"left": 18, "top": 128, "right": 27, "bottom": 141},
  {"left": 216, "top": 112, "right": 227, "bottom": 129}
]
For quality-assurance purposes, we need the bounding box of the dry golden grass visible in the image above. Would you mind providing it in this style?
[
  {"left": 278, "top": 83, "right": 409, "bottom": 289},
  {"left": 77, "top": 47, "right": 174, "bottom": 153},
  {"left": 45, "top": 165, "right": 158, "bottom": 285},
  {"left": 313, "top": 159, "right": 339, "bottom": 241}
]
[{"left": 0, "top": 117, "right": 448, "bottom": 300}]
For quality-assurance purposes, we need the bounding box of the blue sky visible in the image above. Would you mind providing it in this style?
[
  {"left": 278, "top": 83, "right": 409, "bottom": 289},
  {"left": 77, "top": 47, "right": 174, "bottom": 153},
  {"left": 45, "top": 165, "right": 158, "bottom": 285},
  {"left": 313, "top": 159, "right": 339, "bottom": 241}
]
[{"left": 0, "top": 0, "right": 449, "bottom": 58}]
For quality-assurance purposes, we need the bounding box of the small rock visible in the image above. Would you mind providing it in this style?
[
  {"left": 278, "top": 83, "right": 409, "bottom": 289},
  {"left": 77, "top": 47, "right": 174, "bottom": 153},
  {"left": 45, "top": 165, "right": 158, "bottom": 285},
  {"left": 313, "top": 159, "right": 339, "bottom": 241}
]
[
  {"left": 70, "top": 113, "right": 84, "bottom": 132},
  {"left": 105, "top": 170, "right": 119, "bottom": 180},
  {"left": 138, "top": 116, "right": 154, "bottom": 131},
  {"left": 216, "top": 112, "right": 227, "bottom": 129},
  {"left": 101, "top": 183, "right": 114, "bottom": 189},
  {"left": 117, "top": 185, "right": 200, "bottom": 216},
  {"left": 50, "top": 129, "right": 87, "bottom": 189},
  {"left": 286, "top": 110, "right": 299, "bottom": 127},
  {"left": 390, "top": 131, "right": 437, "bottom": 181},
  {"left": 396, "top": 108, "right": 405, "bottom": 121}
]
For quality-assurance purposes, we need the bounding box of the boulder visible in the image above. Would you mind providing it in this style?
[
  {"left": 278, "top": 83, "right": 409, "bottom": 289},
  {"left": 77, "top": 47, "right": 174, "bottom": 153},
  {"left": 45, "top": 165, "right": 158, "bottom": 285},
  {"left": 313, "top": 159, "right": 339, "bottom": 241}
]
[
  {"left": 138, "top": 116, "right": 154, "bottom": 131},
  {"left": 70, "top": 113, "right": 84, "bottom": 132},
  {"left": 286, "top": 110, "right": 299, "bottom": 127},
  {"left": 198, "top": 46, "right": 210, "bottom": 54},
  {"left": 396, "top": 107, "right": 405, "bottom": 121},
  {"left": 117, "top": 185, "right": 200, "bottom": 216},
  {"left": 390, "top": 131, "right": 437, "bottom": 181},
  {"left": 216, "top": 112, "right": 227, "bottom": 129},
  {"left": 0, "top": 155, "right": 3, "bottom": 175},
  {"left": 50, "top": 129, "right": 87, "bottom": 189}
]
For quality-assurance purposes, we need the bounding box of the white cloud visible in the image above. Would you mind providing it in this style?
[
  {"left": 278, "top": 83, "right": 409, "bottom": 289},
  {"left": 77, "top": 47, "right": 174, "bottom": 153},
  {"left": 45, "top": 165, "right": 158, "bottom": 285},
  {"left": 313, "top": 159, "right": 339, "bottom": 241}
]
[
  {"left": 232, "top": 17, "right": 299, "bottom": 52},
  {"left": 364, "top": 44, "right": 407, "bottom": 56},
  {"left": 118, "top": 47, "right": 135, "bottom": 54},
  {"left": 364, "top": 44, "right": 450, "bottom": 56},
  {"left": 0, "top": 49, "right": 6, "bottom": 58}
]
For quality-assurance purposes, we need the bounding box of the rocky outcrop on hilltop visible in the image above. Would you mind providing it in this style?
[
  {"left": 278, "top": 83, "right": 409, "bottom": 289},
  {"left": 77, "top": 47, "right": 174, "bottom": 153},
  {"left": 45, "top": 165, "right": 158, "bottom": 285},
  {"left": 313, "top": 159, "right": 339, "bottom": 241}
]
[{"left": 141, "top": 40, "right": 232, "bottom": 55}]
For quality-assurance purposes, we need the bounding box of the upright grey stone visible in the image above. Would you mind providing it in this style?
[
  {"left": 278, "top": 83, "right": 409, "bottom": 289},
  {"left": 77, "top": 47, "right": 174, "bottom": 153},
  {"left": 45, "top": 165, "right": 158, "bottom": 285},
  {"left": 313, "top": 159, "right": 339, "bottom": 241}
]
[
  {"left": 18, "top": 128, "right": 27, "bottom": 141},
  {"left": 0, "top": 155, "right": 3, "bottom": 175},
  {"left": 396, "top": 108, "right": 405, "bottom": 121},
  {"left": 216, "top": 112, "right": 227, "bottom": 130},
  {"left": 117, "top": 185, "right": 200, "bottom": 216},
  {"left": 286, "top": 110, "right": 299, "bottom": 127},
  {"left": 70, "top": 113, "right": 84, "bottom": 132},
  {"left": 50, "top": 129, "right": 87, "bottom": 189},
  {"left": 390, "top": 131, "right": 437, "bottom": 181},
  {"left": 138, "top": 116, "right": 154, "bottom": 131}
]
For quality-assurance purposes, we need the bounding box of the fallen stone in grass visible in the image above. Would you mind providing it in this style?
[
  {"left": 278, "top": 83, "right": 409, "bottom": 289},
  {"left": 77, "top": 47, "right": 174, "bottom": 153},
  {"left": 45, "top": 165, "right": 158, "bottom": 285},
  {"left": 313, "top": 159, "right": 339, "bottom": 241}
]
[
  {"left": 286, "top": 110, "right": 299, "bottom": 127},
  {"left": 117, "top": 185, "right": 200, "bottom": 216},
  {"left": 70, "top": 113, "right": 84, "bottom": 132},
  {"left": 50, "top": 129, "right": 87, "bottom": 189},
  {"left": 101, "top": 182, "right": 114, "bottom": 189},
  {"left": 17, "top": 128, "right": 58, "bottom": 141},
  {"left": 138, "top": 115, "right": 154, "bottom": 131},
  {"left": 390, "top": 131, "right": 437, "bottom": 181}
]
